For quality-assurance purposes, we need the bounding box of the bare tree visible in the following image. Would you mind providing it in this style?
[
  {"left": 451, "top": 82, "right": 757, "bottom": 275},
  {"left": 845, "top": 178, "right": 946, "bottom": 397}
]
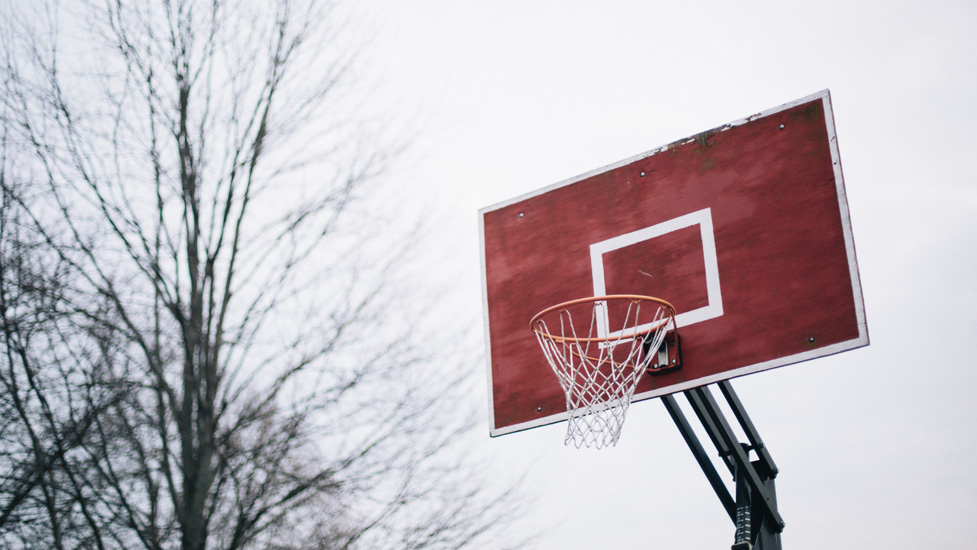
[{"left": 0, "top": 1, "right": 522, "bottom": 549}]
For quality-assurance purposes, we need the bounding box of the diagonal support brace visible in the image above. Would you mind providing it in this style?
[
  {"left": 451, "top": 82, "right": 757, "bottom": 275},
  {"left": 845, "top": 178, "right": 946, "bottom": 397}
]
[{"left": 663, "top": 382, "right": 785, "bottom": 550}]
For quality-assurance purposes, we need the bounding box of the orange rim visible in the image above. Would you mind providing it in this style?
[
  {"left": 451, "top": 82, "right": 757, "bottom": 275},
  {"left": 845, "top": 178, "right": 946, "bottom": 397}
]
[{"left": 529, "top": 295, "right": 676, "bottom": 344}]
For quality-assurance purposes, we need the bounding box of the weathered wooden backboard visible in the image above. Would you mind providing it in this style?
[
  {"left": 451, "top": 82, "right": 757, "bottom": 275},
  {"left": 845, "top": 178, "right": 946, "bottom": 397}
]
[{"left": 480, "top": 90, "right": 868, "bottom": 437}]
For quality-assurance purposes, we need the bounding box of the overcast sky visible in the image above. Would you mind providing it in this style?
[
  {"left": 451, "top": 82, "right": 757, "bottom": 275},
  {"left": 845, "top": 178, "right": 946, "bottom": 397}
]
[{"left": 365, "top": 2, "right": 977, "bottom": 548}]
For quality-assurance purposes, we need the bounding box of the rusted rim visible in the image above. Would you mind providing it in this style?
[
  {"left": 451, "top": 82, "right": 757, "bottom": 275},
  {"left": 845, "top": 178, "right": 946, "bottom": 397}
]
[{"left": 530, "top": 294, "right": 676, "bottom": 344}]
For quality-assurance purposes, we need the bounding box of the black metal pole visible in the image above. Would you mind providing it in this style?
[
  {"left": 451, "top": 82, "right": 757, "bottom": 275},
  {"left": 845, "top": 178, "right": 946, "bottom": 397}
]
[
  {"left": 663, "top": 383, "right": 785, "bottom": 550},
  {"left": 691, "top": 386, "right": 785, "bottom": 533}
]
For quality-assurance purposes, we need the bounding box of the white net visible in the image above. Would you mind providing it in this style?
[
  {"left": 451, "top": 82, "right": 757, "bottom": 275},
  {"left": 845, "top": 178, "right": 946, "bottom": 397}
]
[{"left": 531, "top": 296, "right": 675, "bottom": 449}]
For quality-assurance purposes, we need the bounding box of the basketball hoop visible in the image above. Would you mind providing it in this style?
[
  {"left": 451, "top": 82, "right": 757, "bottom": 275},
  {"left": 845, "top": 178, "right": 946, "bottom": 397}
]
[{"left": 530, "top": 295, "right": 677, "bottom": 449}]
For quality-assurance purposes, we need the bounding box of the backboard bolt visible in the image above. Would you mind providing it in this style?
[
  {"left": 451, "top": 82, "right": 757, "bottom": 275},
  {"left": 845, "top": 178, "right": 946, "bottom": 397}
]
[
  {"left": 640, "top": 171, "right": 646, "bottom": 177},
  {"left": 808, "top": 336, "right": 815, "bottom": 343},
  {"left": 518, "top": 212, "right": 524, "bottom": 218},
  {"left": 779, "top": 124, "right": 785, "bottom": 130},
  {"left": 536, "top": 406, "right": 542, "bottom": 412}
]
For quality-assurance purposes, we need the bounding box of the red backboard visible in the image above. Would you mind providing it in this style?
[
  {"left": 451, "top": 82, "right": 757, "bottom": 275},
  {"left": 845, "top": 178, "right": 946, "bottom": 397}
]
[{"left": 480, "top": 90, "right": 868, "bottom": 437}]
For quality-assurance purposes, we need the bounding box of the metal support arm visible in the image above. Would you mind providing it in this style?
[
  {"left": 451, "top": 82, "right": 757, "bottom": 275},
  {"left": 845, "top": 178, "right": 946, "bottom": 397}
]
[{"left": 662, "top": 381, "right": 784, "bottom": 550}]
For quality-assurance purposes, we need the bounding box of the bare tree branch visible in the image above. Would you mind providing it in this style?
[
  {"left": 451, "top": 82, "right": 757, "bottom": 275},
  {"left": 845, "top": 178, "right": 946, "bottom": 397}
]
[{"left": 1, "top": 1, "right": 528, "bottom": 550}]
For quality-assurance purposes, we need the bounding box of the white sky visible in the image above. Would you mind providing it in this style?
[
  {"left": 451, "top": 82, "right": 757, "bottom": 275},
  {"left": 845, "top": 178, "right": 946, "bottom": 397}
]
[{"left": 366, "top": 1, "right": 977, "bottom": 548}]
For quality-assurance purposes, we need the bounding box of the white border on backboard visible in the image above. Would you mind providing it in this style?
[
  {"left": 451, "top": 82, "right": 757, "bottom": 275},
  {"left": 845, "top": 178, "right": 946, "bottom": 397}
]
[
  {"left": 590, "top": 207, "right": 723, "bottom": 335},
  {"left": 480, "top": 89, "right": 869, "bottom": 437}
]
